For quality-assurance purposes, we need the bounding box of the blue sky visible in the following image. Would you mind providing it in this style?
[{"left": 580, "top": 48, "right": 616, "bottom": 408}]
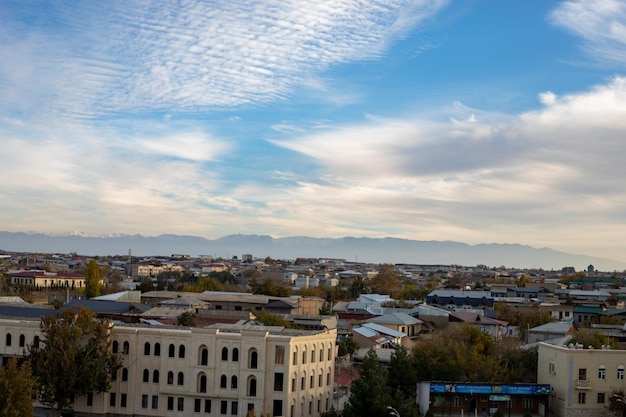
[{"left": 1, "top": 0, "right": 626, "bottom": 262}]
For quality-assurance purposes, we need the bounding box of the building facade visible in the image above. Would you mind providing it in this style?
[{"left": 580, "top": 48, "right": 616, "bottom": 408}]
[
  {"left": 0, "top": 317, "right": 336, "bottom": 417},
  {"left": 538, "top": 342, "right": 626, "bottom": 417}
]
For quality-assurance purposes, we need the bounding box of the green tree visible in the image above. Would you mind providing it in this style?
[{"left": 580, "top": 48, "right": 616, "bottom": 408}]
[
  {"left": 28, "top": 307, "right": 123, "bottom": 417},
  {"left": 338, "top": 338, "right": 359, "bottom": 357},
  {"left": 84, "top": 260, "right": 101, "bottom": 299},
  {"left": 254, "top": 309, "right": 293, "bottom": 328},
  {"left": 249, "top": 277, "right": 292, "bottom": 297},
  {"left": 177, "top": 311, "right": 196, "bottom": 327},
  {"left": 563, "top": 328, "right": 617, "bottom": 349},
  {"left": 388, "top": 345, "right": 418, "bottom": 399},
  {"left": 0, "top": 357, "right": 36, "bottom": 417},
  {"left": 369, "top": 264, "right": 401, "bottom": 296},
  {"left": 343, "top": 349, "right": 392, "bottom": 417}
]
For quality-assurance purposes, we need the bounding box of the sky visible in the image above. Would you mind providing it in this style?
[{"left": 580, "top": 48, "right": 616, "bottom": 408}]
[{"left": 1, "top": 0, "right": 625, "bottom": 262}]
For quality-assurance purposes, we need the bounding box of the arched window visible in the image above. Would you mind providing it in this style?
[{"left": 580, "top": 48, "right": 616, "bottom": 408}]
[
  {"left": 231, "top": 376, "right": 238, "bottom": 389},
  {"left": 232, "top": 347, "right": 239, "bottom": 362},
  {"left": 222, "top": 347, "right": 228, "bottom": 361},
  {"left": 248, "top": 377, "right": 257, "bottom": 397},
  {"left": 167, "top": 371, "right": 174, "bottom": 385},
  {"left": 200, "top": 347, "right": 209, "bottom": 366},
  {"left": 123, "top": 341, "right": 129, "bottom": 354},
  {"left": 142, "top": 369, "right": 149, "bottom": 383},
  {"left": 112, "top": 340, "right": 119, "bottom": 353},
  {"left": 144, "top": 342, "right": 151, "bottom": 355},
  {"left": 599, "top": 365, "right": 606, "bottom": 380},
  {"left": 169, "top": 344, "right": 175, "bottom": 357},
  {"left": 220, "top": 375, "right": 227, "bottom": 388},
  {"left": 249, "top": 349, "right": 258, "bottom": 369},
  {"left": 122, "top": 368, "right": 128, "bottom": 382},
  {"left": 5, "top": 333, "right": 11, "bottom": 346},
  {"left": 199, "top": 374, "right": 207, "bottom": 393},
  {"left": 178, "top": 372, "right": 184, "bottom": 386},
  {"left": 178, "top": 344, "right": 185, "bottom": 358},
  {"left": 153, "top": 370, "right": 159, "bottom": 383},
  {"left": 19, "top": 334, "right": 26, "bottom": 348},
  {"left": 154, "top": 342, "right": 161, "bottom": 356}
]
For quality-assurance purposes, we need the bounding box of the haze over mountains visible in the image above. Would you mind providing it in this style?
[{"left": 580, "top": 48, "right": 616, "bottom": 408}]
[{"left": 1, "top": 231, "right": 624, "bottom": 272}]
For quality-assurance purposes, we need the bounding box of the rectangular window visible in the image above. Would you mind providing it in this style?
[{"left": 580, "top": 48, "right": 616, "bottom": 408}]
[
  {"left": 110, "top": 393, "right": 116, "bottom": 407},
  {"left": 579, "top": 368, "right": 587, "bottom": 380},
  {"left": 578, "top": 392, "right": 586, "bottom": 404},
  {"left": 522, "top": 398, "right": 533, "bottom": 408},
  {"left": 452, "top": 396, "right": 461, "bottom": 407},
  {"left": 301, "top": 377, "right": 305, "bottom": 390},
  {"left": 319, "top": 374, "right": 322, "bottom": 387},
  {"left": 273, "top": 400, "right": 283, "bottom": 417},
  {"left": 274, "top": 372, "right": 284, "bottom": 391},
  {"left": 121, "top": 394, "right": 127, "bottom": 408},
  {"left": 221, "top": 400, "right": 228, "bottom": 414},
  {"left": 328, "top": 348, "right": 332, "bottom": 361},
  {"left": 195, "top": 399, "right": 202, "bottom": 413},
  {"left": 142, "top": 395, "right": 149, "bottom": 409},
  {"left": 310, "top": 375, "right": 314, "bottom": 389},
  {"left": 152, "top": 395, "right": 158, "bottom": 409},
  {"left": 619, "top": 368, "right": 624, "bottom": 380},
  {"left": 599, "top": 368, "right": 606, "bottom": 379},
  {"left": 87, "top": 392, "right": 93, "bottom": 407},
  {"left": 167, "top": 396, "right": 174, "bottom": 411},
  {"left": 292, "top": 378, "right": 296, "bottom": 392},
  {"left": 293, "top": 352, "right": 297, "bottom": 365},
  {"left": 275, "top": 346, "right": 285, "bottom": 364},
  {"left": 311, "top": 350, "right": 315, "bottom": 363},
  {"left": 205, "top": 399, "right": 212, "bottom": 413},
  {"left": 302, "top": 351, "right": 307, "bottom": 364},
  {"left": 178, "top": 397, "right": 184, "bottom": 411},
  {"left": 598, "top": 393, "right": 606, "bottom": 403},
  {"left": 231, "top": 401, "right": 238, "bottom": 415},
  {"left": 320, "top": 349, "right": 323, "bottom": 362}
]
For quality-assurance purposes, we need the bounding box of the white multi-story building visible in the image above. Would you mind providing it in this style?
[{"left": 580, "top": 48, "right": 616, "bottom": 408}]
[
  {"left": 538, "top": 342, "right": 626, "bottom": 417},
  {"left": 0, "top": 317, "right": 337, "bottom": 417}
]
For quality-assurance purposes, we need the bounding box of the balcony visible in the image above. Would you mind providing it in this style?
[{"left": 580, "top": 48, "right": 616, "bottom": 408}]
[{"left": 576, "top": 379, "right": 592, "bottom": 389}]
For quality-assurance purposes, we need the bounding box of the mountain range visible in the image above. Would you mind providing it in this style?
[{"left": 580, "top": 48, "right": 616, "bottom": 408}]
[{"left": 1, "top": 231, "right": 624, "bottom": 272}]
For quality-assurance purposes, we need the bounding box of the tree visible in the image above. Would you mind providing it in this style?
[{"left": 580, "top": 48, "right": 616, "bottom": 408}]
[
  {"left": 28, "top": 307, "right": 123, "bottom": 417},
  {"left": 254, "top": 309, "right": 294, "bottom": 328},
  {"left": 343, "top": 349, "right": 392, "bottom": 417},
  {"left": 369, "top": 264, "right": 401, "bottom": 296},
  {"left": 0, "top": 357, "right": 36, "bottom": 417},
  {"left": 177, "top": 311, "right": 196, "bottom": 327},
  {"left": 84, "top": 260, "right": 101, "bottom": 299},
  {"left": 388, "top": 345, "right": 418, "bottom": 399},
  {"left": 338, "top": 338, "right": 359, "bottom": 357}
]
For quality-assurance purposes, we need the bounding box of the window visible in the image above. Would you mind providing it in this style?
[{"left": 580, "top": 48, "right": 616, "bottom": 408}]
[
  {"left": 293, "top": 351, "right": 298, "bottom": 365},
  {"left": 318, "top": 374, "right": 322, "bottom": 387},
  {"left": 319, "top": 349, "right": 323, "bottom": 362},
  {"left": 111, "top": 368, "right": 117, "bottom": 381},
  {"left": 452, "top": 396, "right": 462, "bottom": 407},
  {"left": 169, "top": 344, "right": 175, "bottom": 357},
  {"left": 302, "top": 351, "right": 307, "bottom": 364},
  {"left": 231, "top": 401, "right": 238, "bottom": 415},
  {"left": 275, "top": 346, "right": 285, "bottom": 364},
  {"left": 249, "top": 377, "right": 257, "bottom": 397},
  {"left": 310, "top": 375, "right": 314, "bottom": 389},
  {"left": 233, "top": 348, "right": 239, "bottom": 362},
  {"left": 178, "top": 397, "right": 184, "bottom": 411},
  {"left": 195, "top": 399, "right": 202, "bottom": 413},
  {"left": 154, "top": 342, "right": 161, "bottom": 356},
  {"left": 112, "top": 340, "right": 119, "bottom": 353},
  {"left": 153, "top": 370, "right": 160, "bottom": 383},
  {"left": 178, "top": 372, "right": 184, "bottom": 386},
  {"left": 292, "top": 377, "right": 296, "bottom": 392},
  {"left": 221, "top": 400, "right": 228, "bottom": 415},
  {"left": 5, "top": 333, "right": 11, "bottom": 346},
  {"left": 142, "top": 395, "right": 149, "bottom": 409},
  {"left": 327, "top": 347, "right": 332, "bottom": 361},
  {"left": 579, "top": 368, "right": 587, "bottom": 380},
  {"left": 123, "top": 341, "right": 129, "bottom": 354},
  {"left": 142, "top": 369, "right": 149, "bottom": 383},
  {"left": 152, "top": 395, "right": 159, "bottom": 409},
  {"left": 599, "top": 366, "right": 606, "bottom": 379},
  {"left": 222, "top": 347, "right": 229, "bottom": 361},
  {"left": 201, "top": 348, "right": 209, "bottom": 366},
  {"left": 274, "top": 373, "right": 284, "bottom": 391},
  {"left": 273, "top": 400, "right": 283, "bottom": 417},
  {"left": 122, "top": 368, "right": 128, "bottom": 382},
  {"left": 121, "top": 393, "right": 127, "bottom": 408},
  {"left": 19, "top": 334, "right": 25, "bottom": 348},
  {"left": 167, "top": 397, "right": 174, "bottom": 411},
  {"left": 221, "top": 375, "right": 227, "bottom": 388},
  {"left": 578, "top": 392, "right": 586, "bottom": 404},
  {"left": 598, "top": 393, "right": 606, "bottom": 404},
  {"left": 231, "top": 376, "right": 238, "bottom": 389},
  {"left": 301, "top": 376, "right": 305, "bottom": 390},
  {"left": 179, "top": 345, "right": 186, "bottom": 358},
  {"left": 144, "top": 342, "right": 151, "bottom": 355},
  {"left": 619, "top": 366, "right": 625, "bottom": 380},
  {"left": 167, "top": 371, "right": 174, "bottom": 385},
  {"left": 205, "top": 399, "right": 212, "bottom": 413},
  {"left": 87, "top": 392, "right": 93, "bottom": 407},
  {"left": 311, "top": 349, "right": 315, "bottom": 363},
  {"left": 199, "top": 374, "right": 207, "bottom": 393},
  {"left": 250, "top": 350, "right": 258, "bottom": 369},
  {"left": 326, "top": 371, "right": 330, "bottom": 386}
]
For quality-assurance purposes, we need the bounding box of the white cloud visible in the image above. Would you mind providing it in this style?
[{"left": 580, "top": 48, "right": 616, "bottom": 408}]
[{"left": 550, "top": 0, "right": 626, "bottom": 66}]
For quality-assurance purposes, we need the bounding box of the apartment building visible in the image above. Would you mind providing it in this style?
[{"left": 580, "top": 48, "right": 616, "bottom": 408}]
[
  {"left": 0, "top": 316, "right": 337, "bottom": 417},
  {"left": 538, "top": 342, "right": 626, "bottom": 417}
]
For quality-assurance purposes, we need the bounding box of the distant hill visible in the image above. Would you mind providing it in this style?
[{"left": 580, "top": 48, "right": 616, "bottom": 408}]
[{"left": 0, "top": 231, "right": 624, "bottom": 271}]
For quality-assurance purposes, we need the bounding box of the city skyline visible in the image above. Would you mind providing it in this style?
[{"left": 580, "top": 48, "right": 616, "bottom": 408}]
[{"left": 1, "top": 1, "right": 625, "bottom": 263}]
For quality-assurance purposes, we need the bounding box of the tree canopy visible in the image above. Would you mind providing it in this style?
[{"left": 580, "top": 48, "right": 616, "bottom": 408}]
[
  {"left": 0, "top": 357, "right": 36, "bottom": 417},
  {"left": 28, "top": 307, "right": 122, "bottom": 417},
  {"left": 343, "top": 349, "right": 392, "bottom": 417},
  {"left": 84, "top": 259, "right": 101, "bottom": 299},
  {"left": 369, "top": 264, "right": 402, "bottom": 297}
]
